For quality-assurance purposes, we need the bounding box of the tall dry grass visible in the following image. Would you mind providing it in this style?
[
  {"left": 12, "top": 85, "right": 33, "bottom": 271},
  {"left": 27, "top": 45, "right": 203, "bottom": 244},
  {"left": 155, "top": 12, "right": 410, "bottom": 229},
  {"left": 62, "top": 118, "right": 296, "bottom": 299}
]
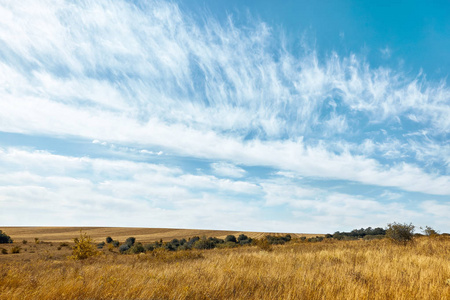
[{"left": 1, "top": 236, "right": 449, "bottom": 299}]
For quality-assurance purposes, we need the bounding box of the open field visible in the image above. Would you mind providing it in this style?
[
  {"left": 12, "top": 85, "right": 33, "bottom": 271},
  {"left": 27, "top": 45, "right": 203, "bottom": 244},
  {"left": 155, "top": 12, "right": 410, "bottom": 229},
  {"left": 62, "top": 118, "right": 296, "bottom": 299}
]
[
  {"left": 0, "top": 229, "right": 449, "bottom": 299},
  {"left": 0, "top": 227, "right": 319, "bottom": 244}
]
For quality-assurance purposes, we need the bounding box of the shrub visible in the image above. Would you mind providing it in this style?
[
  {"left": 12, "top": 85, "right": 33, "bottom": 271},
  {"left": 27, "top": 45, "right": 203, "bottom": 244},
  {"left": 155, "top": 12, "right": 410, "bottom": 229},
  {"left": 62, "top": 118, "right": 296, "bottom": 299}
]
[
  {"left": 125, "top": 237, "right": 136, "bottom": 246},
  {"left": 237, "top": 234, "right": 249, "bottom": 242},
  {"left": 256, "top": 239, "right": 272, "bottom": 252},
  {"left": 422, "top": 226, "right": 439, "bottom": 236},
  {"left": 119, "top": 244, "right": 130, "bottom": 253},
  {"left": 225, "top": 235, "right": 237, "bottom": 243},
  {"left": 107, "top": 243, "right": 115, "bottom": 252},
  {"left": 59, "top": 242, "right": 69, "bottom": 247},
  {"left": 70, "top": 231, "right": 99, "bottom": 260},
  {"left": 97, "top": 241, "right": 105, "bottom": 249},
  {"left": 307, "top": 236, "right": 324, "bottom": 243},
  {"left": 22, "top": 240, "right": 27, "bottom": 244},
  {"left": 239, "top": 238, "right": 252, "bottom": 245},
  {"left": 1, "top": 248, "right": 7, "bottom": 254},
  {"left": 129, "top": 243, "right": 145, "bottom": 254},
  {"left": 178, "top": 244, "right": 190, "bottom": 251},
  {"left": 164, "top": 243, "right": 177, "bottom": 251},
  {"left": 0, "top": 230, "right": 13, "bottom": 244},
  {"left": 330, "top": 227, "right": 386, "bottom": 240},
  {"left": 193, "top": 237, "right": 215, "bottom": 250},
  {"left": 34, "top": 238, "right": 40, "bottom": 244},
  {"left": 112, "top": 240, "right": 120, "bottom": 247},
  {"left": 216, "top": 241, "right": 238, "bottom": 249},
  {"left": 106, "top": 236, "right": 113, "bottom": 243},
  {"left": 11, "top": 246, "right": 21, "bottom": 254},
  {"left": 165, "top": 238, "right": 181, "bottom": 250},
  {"left": 386, "top": 222, "right": 415, "bottom": 244},
  {"left": 186, "top": 236, "right": 200, "bottom": 248},
  {"left": 363, "top": 234, "right": 385, "bottom": 240},
  {"left": 144, "top": 243, "right": 156, "bottom": 252},
  {"left": 266, "top": 235, "right": 290, "bottom": 245}
]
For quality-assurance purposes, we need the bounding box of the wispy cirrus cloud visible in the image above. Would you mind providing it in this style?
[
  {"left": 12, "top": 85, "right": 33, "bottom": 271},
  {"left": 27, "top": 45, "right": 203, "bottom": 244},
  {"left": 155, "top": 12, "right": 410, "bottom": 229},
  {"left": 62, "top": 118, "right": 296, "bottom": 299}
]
[{"left": 0, "top": 0, "right": 448, "bottom": 231}]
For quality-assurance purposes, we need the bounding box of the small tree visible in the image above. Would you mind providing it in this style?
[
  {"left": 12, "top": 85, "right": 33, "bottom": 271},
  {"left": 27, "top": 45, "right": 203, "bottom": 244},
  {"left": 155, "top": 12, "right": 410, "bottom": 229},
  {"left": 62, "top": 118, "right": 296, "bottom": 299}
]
[
  {"left": 386, "top": 222, "right": 415, "bottom": 244},
  {"left": 71, "top": 231, "right": 99, "bottom": 260}
]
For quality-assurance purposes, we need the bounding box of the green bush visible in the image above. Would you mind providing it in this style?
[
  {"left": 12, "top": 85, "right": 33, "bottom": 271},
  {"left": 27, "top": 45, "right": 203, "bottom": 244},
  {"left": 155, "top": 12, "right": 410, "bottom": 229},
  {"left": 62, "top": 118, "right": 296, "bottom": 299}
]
[
  {"left": 237, "top": 234, "right": 249, "bottom": 242},
  {"left": 129, "top": 243, "right": 145, "bottom": 254},
  {"left": 106, "top": 236, "right": 113, "bottom": 243},
  {"left": 193, "top": 237, "right": 215, "bottom": 250},
  {"left": 225, "top": 235, "right": 237, "bottom": 243},
  {"left": 125, "top": 237, "right": 136, "bottom": 246},
  {"left": 386, "top": 222, "right": 415, "bottom": 244},
  {"left": 144, "top": 243, "right": 157, "bottom": 251},
  {"left": 119, "top": 244, "right": 130, "bottom": 253},
  {"left": 0, "top": 230, "right": 13, "bottom": 244},
  {"left": 266, "top": 235, "right": 290, "bottom": 245}
]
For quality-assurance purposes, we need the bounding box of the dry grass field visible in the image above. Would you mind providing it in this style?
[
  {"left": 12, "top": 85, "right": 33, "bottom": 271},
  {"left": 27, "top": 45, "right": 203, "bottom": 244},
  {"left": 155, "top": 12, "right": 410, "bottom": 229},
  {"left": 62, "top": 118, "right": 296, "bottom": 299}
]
[{"left": 0, "top": 228, "right": 449, "bottom": 299}]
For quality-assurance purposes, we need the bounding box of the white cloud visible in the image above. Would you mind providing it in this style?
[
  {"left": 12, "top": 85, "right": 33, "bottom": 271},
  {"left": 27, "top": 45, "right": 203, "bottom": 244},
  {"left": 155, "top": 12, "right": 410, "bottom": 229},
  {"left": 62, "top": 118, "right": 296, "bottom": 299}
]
[
  {"left": 211, "top": 162, "right": 247, "bottom": 178},
  {"left": 0, "top": 147, "right": 264, "bottom": 229},
  {"left": 0, "top": 147, "right": 448, "bottom": 232}
]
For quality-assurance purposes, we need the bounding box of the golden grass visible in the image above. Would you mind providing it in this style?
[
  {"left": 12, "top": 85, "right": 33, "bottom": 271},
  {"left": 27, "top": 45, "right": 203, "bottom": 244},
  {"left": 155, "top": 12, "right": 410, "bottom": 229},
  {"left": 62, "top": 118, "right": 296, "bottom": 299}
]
[
  {"left": 1, "top": 236, "right": 449, "bottom": 299},
  {"left": 0, "top": 227, "right": 318, "bottom": 243}
]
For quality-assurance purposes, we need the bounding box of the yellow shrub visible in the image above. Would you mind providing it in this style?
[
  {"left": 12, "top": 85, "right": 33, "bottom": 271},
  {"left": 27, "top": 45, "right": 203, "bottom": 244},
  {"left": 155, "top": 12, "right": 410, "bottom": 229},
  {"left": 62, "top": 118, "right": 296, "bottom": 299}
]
[{"left": 70, "top": 231, "right": 99, "bottom": 260}]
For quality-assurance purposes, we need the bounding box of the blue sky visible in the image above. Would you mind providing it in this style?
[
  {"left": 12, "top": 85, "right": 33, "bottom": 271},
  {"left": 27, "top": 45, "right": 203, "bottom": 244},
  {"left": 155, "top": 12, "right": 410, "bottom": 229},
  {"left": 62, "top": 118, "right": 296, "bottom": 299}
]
[{"left": 0, "top": 0, "right": 449, "bottom": 233}]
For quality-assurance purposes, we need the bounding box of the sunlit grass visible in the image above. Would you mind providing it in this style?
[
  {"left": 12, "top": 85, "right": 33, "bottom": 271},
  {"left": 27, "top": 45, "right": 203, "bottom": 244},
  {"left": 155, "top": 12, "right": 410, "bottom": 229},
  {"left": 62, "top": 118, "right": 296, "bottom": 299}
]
[{"left": 0, "top": 236, "right": 449, "bottom": 299}]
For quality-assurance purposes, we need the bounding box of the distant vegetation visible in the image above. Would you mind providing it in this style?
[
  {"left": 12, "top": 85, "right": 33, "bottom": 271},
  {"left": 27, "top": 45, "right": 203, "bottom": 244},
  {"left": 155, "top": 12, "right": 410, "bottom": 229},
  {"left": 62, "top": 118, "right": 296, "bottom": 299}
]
[
  {"left": 71, "top": 223, "right": 442, "bottom": 258},
  {"left": 114, "top": 234, "right": 256, "bottom": 254},
  {"left": 0, "top": 230, "right": 13, "bottom": 243},
  {"left": 327, "top": 226, "right": 386, "bottom": 240}
]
